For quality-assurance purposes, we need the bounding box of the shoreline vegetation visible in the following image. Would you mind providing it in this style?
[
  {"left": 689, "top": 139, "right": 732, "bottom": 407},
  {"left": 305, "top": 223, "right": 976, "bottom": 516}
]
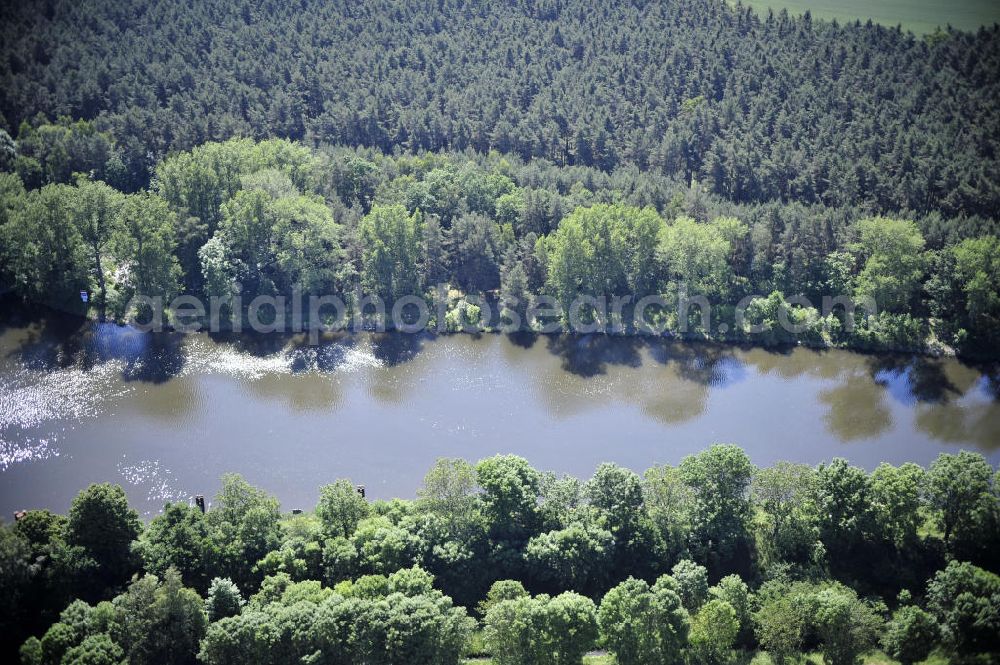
[
  {"left": 11, "top": 291, "right": 966, "bottom": 362},
  {"left": 3, "top": 446, "right": 999, "bottom": 664},
  {"left": 3, "top": 138, "right": 998, "bottom": 361}
]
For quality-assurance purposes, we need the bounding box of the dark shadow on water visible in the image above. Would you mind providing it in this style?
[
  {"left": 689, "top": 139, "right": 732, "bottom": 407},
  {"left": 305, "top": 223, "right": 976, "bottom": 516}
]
[
  {"left": 5, "top": 305, "right": 188, "bottom": 384},
  {"left": 370, "top": 331, "right": 428, "bottom": 366},
  {"left": 820, "top": 375, "right": 894, "bottom": 441},
  {"left": 207, "top": 329, "right": 407, "bottom": 375},
  {"left": 3, "top": 298, "right": 92, "bottom": 370},
  {"left": 540, "top": 333, "right": 753, "bottom": 384},
  {"left": 544, "top": 334, "right": 644, "bottom": 377},
  {"left": 12, "top": 326, "right": 85, "bottom": 371},
  {"left": 0, "top": 294, "right": 88, "bottom": 338},
  {"left": 117, "top": 331, "right": 186, "bottom": 384},
  {"left": 868, "top": 355, "right": 961, "bottom": 405},
  {"left": 979, "top": 366, "right": 1000, "bottom": 401},
  {"left": 506, "top": 331, "right": 538, "bottom": 349},
  {"left": 643, "top": 338, "right": 748, "bottom": 388},
  {"left": 743, "top": 343, "right": 844, "bottom": 381},
  {"left": 311, "top": 336, "right": 365, "bottom": 373},
  {"left": 207, "top": 330, "right": 292, "bottom": 357},
  {"left": 262, "top": 333, "right": 362, "bottom": 375},
  {"left": 3, "top": 297, "right": 437, "bottom": 383}
]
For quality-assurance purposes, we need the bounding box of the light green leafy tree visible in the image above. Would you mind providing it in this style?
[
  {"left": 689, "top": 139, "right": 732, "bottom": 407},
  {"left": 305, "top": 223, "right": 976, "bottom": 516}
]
[
  {"left": 668, "top": 559, "right": 709, "bottom": 613},
  {"left": 545, "top": 203, "right": 662, "bottom": 308},
  {"left": 926, "top": 451, "right": 996, "bottom": 548},
  {"left": 2, "top": 183, "right": 89, "bottom": 307},
  {"left": 689, "top": 598, "right": 739, "bottom": 665},
  {"left": 475, "top": 454, "right": 541, "bottom": 542},
  {"left": 206, "top": 475, "right": 282, "bottom": 590},
  {"left": 709, "top": 574, "right": 753, "bottom": 646},
  {"left": 751, "top": 461, "right": 821, "bottom": 570},
  {"left": 812, "top": 586, "right": 882, "bottom": 665},
  {"left": 70, "top": 178, "right": 123, "bottom": 317},
  {"left": 951, "top": 235, "right": 1000, "bottom": 346},
  {"left": 659, "top": 216, "right": 745, "bottom": 297},
  {"left": 134, "top": 502, "right": 220, "bottom": 593},
  {"left": 206, "top": 578, "right": 245, "bottom": 622},
  {"left": 598, "top": 576, "right": 690, "bottom": 665},
  {"left": 869, "top": 462, "right": 924, "bottom": 548},
  {"left": 112, "top": 192, "right": 181, "bottom": 318},
  {"left": 851, "top": 217, "right": 925, "bottom": 313},
  {"left": 524, "top": 522, "right": 612, "bottom": 594},
  {"left": 477, "top": 579, "right": 530, "bottom": 616},
  {"left": 317, "top": 479, "right": 372, "bottom": 539},
  {"left": 155, "top": 138, "right": 320, "bottom": 290},
  {"left": 65, "top": 483, "right": 142, "bottom": 599},
  {"left": 484, "top": 591, "right": 597, "bottom": 665},
  {"left": 358, "top": 204, "right": 424, "bottom": 303},
  {"left": 678, "top": 444, "right": 755, "bottom": 565},
  {"left": 643, "top": 464, "right": 694, "bottom": 562},
  {"left": 62, "top": 633, "right": 124, "bottom": 665},
  {"left": 417, "top": 458, "right": 479, "bottom": 538},
  {"left": 752, "top": 582, "right": 809, "bottom": 665}
]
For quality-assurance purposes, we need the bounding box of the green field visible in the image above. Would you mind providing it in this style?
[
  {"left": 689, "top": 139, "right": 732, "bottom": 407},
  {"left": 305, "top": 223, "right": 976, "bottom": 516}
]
[{"left": 738, "top": 0, "right": 1000, "bottom": 34}]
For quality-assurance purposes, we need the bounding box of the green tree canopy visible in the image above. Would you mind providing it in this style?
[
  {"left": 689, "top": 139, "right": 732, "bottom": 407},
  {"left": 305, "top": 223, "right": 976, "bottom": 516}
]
[
  {"left": 65, "top": 483, "right": 142, "bottom": 599},
  {"left": 316, "top": 479, "right": 372, "bottom": 540},
  {"left": 881, "top": 604, "right": 939, "bottom": 665},
  {"left": 926, "top": 560, "right": 1000, "bottom": 658},
  {"left": 659, "top": 215, "right": 745, "bottom": 297},
  {"left": 852, "top": 217, "right": 926, "bottom": 313},
  {"left": 598, "top": 576, "right": 690, "bottom": 665},
  {"left": 545, "top": 203, "right": 662, "bottom": 306},
  {"left": 358, "top": 204, "right": 424, "bottom": 303}
]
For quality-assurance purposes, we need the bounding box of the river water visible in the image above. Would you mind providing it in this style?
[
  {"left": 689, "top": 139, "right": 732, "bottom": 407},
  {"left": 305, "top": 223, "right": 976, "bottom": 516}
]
[{"left": 1, "top": 301, "right": 997, "bottom": 517}]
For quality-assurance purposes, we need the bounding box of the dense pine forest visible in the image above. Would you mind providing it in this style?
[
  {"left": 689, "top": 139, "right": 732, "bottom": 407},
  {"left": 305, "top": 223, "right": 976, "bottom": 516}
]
[
  {"left": 2, "top": 0, "right": 999, "bottom": 220},
  {"left": 2, "top": 448, "right": 999, "bottom": 664}
]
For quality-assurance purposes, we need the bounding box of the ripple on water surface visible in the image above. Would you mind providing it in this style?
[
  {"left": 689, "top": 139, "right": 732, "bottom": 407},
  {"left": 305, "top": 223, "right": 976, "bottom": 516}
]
[
  {"left": 117, "top": 457, "right": 190, "bottom": 516},
  {"left": 180, "top": 338, "right": 383, "bottom": 382},
  {"left": 0, "top": 360, "right": 131, "bottom": 469},
  {"left": 0, "top": 331, "right": 384, "bottom": 471}
]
